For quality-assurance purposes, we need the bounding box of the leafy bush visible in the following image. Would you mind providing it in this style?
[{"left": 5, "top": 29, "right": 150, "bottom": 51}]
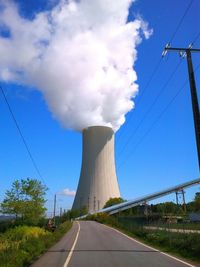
[
  {"left": 0, "top": 221, "right": 72, "bottom": 267},
  {"left": 0, "top": 220, "right": 15, "bottom": 233},
  {"left": 103, "top": 197, "right": 125, "bottom": 208}
]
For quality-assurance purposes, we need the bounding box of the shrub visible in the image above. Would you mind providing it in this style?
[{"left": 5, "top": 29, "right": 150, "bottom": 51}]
[{"left": 0, "top": 221, "right": 72, "bottom": 267}]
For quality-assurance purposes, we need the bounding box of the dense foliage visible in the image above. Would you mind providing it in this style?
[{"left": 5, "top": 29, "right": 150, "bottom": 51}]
[
  {"left": 62, "top": 206, "right": 88, "bottom": 220},
  {"left": 103, "top": 197, "right": 125, "bottom": 208},
  {"left": 0, "top": 221, "right": 72, "bottom": 267},
  {"left": 1, "top": 178, "right": 47, "bottom": 225},
  {"left": 151, "top": 202, "right": 183, "bottom": 214},
  {"left": 187, "top": 192, "right": 200, "bottom": 212}
]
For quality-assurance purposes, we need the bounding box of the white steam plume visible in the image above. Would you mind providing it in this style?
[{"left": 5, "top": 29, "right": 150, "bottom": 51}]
[{"left": 0, "top": 0, "right": 152, "bottom": 131}]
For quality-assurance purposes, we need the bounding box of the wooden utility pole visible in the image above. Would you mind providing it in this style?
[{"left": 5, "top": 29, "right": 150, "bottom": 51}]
[
  {"left": 53, "top": 194, "right": 56, "bottom": 225},
  {"left": 163, "top": 44, "right": 200, "bottom": 171}
]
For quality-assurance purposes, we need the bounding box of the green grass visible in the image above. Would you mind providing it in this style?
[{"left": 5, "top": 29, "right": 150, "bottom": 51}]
[
  {"left": 113, "top": 225, "right": 200, "bottom": 264},
  {"left": 116, "top": 216, "right": 200, "bottom": 230},
  {"left": 0, "top": 221, "right": 72, "bottom": 267},
  {"left": 146, "top": 222, "right": 200, "bottom": 230}
]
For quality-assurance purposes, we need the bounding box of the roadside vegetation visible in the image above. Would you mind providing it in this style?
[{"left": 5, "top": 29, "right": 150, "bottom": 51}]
[
  {"left": 86, "top": 212, "right": 200, "bottom": 262},
  {"left": 144, "top": 222, "right": 200, "bottom": 230},
  {"left": 103, "top": 197, "right": 125, "bottom": 208},
  {"left": 0, "top": 221, "right": 72, "bottom": 267},
  {"left": 62, "top": 205, "right": 88, "bottom": 220},
  {"left": 0, "top": 178, "right": 72, "bottom": 267},
  {"left": 1, "top": 178, "right": 47, "bottom": 226}
]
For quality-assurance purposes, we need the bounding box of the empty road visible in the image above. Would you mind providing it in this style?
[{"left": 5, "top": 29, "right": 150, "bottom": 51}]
[{"left": 32, "top": 221, "right": 196, "bottom": 267}]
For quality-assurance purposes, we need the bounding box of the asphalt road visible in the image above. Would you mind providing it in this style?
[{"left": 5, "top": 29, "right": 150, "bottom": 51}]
[{"left": 31, "top": 221, "right": 196, "bottom": 267}]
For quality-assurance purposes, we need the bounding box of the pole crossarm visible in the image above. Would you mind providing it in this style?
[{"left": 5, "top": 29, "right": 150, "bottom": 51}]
[{"left": 165, "top": 47, "right": 200, "bottom": 53}]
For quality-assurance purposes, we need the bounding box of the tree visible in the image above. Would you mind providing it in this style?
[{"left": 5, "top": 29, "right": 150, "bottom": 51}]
[
  {"left": 103, "top": 197, "right": 125, "bottom": 208},
  {"left": 62, "top": 206, "right": 88, "bottom": 221},
  {"left": 186, "top": 192, "right": 200, "bottom": 212},
  {"left": 1, "top": 178, "right": 47, "bottom": 225},
  {"left": 152, "top": 202, "right": 183, "bottom": 215},
  {"left": 186, "top": 201, "right": 195, "bottom": 212},
  {"left": 194, "top": 192, "right": 200, "bottom": 212}
]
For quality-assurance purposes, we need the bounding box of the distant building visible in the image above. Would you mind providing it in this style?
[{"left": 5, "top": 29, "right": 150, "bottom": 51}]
[{"left": 188, "top": 212, "right": 200, "bottom": 222}]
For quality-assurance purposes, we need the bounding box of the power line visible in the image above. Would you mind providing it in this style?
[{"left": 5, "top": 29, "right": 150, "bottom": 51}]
[
  {"left": 0, "top": 85, "right": 47, "bottom": 186},
  {"left": 136, "top": 58, "right": 163, "bottom": 107},
  {"left": 118, "top": 63, "right": 200, "bottom": 169},
  {"left": 191, "top": 31, "right": 200, "bottom": 46},
  {"left": 117, "top": 0, "right": 195, "bottom": 143},
  {"left": 118, "top": 59, "right": 183, "bottom": 157},
  {"left": 117, "top": 57, "right": 163, "bottom": 140},
  {"left": 168, "top": 0, "right": 194, "bottom": 44},
  {"left": 118, "top": 81, "right": 187, "bottom": 169}
]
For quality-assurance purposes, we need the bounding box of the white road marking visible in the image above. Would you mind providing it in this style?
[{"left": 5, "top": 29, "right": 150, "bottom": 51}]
[
  {"left": 63, "top": 221, "right": 80, "bottom": 267},
  {"left": 102, "top": 223, "right": 196, "bottom": 267}
]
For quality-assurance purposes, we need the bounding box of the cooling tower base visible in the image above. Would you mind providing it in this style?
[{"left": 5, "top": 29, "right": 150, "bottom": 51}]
[{"left": 72, "top": 126, "right": 120, "bottom": 213}]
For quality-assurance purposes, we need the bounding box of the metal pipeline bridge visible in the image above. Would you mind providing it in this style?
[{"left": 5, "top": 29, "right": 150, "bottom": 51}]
[
  {"left": 98, "top": 178, "right": 200, "bottom": 215},
  {"left": 77, "top": 178, "right": 200, "bottom": 219}
]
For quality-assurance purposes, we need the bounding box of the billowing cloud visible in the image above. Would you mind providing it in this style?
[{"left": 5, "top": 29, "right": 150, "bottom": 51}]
[
  {"left": 0, "top": 0, "right": 152, "bottom": 131},
  {"left": 58, "top": 188, "right": 76, "bottom": 197}
]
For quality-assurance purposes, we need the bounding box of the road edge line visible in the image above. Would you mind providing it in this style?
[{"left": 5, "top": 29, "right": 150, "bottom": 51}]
[
  {"left": 101, "top": 223, "right": 195, "bottom": 267},
  {"left": 63, "top": 221, "right": 80, "bottom": 267}
]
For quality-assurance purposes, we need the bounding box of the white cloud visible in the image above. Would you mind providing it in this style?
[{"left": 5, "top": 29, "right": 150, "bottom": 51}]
[
  {"left": 58, "top": 188, "right": 76, "bottom": 197},
  {"left": 0, "top": 0, "right": 152, "bottom": 131}
]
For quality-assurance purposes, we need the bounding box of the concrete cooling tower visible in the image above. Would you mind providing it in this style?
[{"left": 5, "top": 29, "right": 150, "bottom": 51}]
[{"left": 72, "top": 126, "right": 120, "bottom": 213}]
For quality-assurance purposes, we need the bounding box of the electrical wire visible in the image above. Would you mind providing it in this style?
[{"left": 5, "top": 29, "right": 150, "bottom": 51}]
[
  {"left": 118, "top": 63, "right": 200, "bottom": 169},
  {"left": 136, "top": 58, "right": 163, "bottom": 107},
  {"left": 191, "top": 31, "right": 200, "bottom": 46},
  {"left": 118, "top": 81, "right": 187, "bottom": 169},
  {"left": 0, "top": 85, "right": 47, "bottom": 186},
  {"left": 118, "top": 14, "right": 199, "bottom": 160},
  {"left": 117, "top": 57, "right": 163, "bottom": 140},
  {"left": 168, "top": 0, "right": 194, "bottom": 44},
  {"left": 118, "top": 59, "right": 183, "bottom": 157},
  {"left": 117, "top": 0, "right": 195, "bottom": 143}
]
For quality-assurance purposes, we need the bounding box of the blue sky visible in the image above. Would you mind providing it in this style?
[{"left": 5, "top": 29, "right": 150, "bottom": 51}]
[{"left": 0, "top": 0, "right": 200, "bottom": 216}]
